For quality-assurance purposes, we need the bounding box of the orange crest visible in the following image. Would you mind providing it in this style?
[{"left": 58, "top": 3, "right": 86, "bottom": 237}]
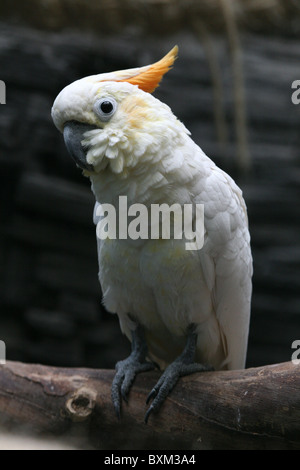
[{"left": 118, "top": 46, "right": 178, "bottom": 93}]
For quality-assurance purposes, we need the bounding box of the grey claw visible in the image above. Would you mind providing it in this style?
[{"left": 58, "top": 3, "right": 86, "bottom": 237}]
[
  {"left": 146, "top": 387, "right": 157, "bottom": 404},
  {"left": 144, "top": 361, "right": 213, "bottom": 423},
  {"left": 144, "top": 405, "right": 154, "bottom": 424},
  {"left": 112, "top": 393, "right": 121, "bottom": 420},
  {"left": 111, "top": 374, "right": 123, "bottom": 419},
  {"left": 111, "top": 358, "right": 155, "bottom": 418}
]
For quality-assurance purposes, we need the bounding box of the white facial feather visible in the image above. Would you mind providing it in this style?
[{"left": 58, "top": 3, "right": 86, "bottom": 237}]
[{"left": 52, "top": 78, "right": 190, "bottom": 176}]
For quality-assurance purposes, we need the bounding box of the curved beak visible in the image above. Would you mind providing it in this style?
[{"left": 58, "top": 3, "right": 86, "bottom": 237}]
[{"left": 63, "top": 121, "right": 96, "bottom": 171}]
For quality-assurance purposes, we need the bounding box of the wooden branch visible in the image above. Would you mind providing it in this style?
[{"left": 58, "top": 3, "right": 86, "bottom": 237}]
[{"left": 0, "top": 361, "right": 299, "bottom": 450}]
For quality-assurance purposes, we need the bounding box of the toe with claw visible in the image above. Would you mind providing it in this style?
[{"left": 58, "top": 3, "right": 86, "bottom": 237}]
[
  {"left": 144, "top": 360, "right": 213, "bottom": 423},
  {"left": 111, "top": 324, "right": 155, "bottom": 418},
  {"left": 144, "top": 324, "right": 214, "bottom": 423}
]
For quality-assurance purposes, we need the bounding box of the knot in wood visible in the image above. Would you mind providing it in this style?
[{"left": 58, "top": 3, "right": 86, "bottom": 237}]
[{"left": 65, "top": 387, "right": 97, "bottom": 422}]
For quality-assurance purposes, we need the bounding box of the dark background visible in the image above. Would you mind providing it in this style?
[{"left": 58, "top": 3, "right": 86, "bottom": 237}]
[{"left": 0, "top": 1, "right": 299, "bottom": 372}]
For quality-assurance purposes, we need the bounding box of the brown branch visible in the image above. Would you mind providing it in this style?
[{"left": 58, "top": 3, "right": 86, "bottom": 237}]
[{"left": 0, "top": 361, "right": 299, "bottom": 449}]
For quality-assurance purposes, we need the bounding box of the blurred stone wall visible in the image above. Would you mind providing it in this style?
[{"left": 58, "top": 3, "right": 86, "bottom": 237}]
[{"left": 0, "top": 17, "right": 299, "bottom": 370}]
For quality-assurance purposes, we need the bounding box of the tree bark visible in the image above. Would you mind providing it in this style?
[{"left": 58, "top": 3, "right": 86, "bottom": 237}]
[{"left": 0, "top": 360, "right": 299, "bottom": 449}]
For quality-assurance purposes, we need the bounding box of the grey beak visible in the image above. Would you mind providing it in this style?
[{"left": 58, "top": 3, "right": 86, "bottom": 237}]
[{"left": 63, "top": 121, "right": 96, "bottom": 171}]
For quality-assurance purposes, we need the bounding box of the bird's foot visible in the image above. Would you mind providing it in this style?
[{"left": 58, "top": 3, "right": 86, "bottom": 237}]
[
  {"left": 112, "top": 356, "right": 155, "bottom": 418},
  {"left": 111, "top": 324, "right": 155, "bottom": 419},
  {"left": 144, "top": 360, "right": 213, "bottom": 423}
]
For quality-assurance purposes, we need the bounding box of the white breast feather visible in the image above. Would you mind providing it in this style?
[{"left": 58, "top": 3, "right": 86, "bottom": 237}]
[{"left": 92, "top": 124, "right": 252, "bottom": 371}]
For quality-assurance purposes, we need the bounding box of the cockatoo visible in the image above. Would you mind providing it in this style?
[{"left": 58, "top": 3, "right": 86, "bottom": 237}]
[{"left": 51, "top": 46, "right": 252, "bottom": 422}]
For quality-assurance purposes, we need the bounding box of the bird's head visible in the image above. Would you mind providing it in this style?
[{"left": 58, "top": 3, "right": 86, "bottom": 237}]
[{"left": 51, "top": 46, "right": 188, "bottom": 176}]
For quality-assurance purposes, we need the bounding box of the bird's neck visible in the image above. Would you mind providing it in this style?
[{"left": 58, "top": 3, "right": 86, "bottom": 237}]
[
  {"left": 89, "top": 134, "right": 207, "bottom": 208},
  {"left": 89, "top": 162, "right": 170, "bottom": 208}
]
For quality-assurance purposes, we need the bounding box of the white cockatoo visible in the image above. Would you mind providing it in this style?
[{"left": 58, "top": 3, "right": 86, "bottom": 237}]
[{"left": 51, "top": 46, "right": 252, "bottom": 422}]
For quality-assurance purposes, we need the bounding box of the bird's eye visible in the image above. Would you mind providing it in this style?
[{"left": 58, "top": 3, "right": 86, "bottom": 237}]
[{"left": 94, "top": 97, "right": 117, "bottom": 122}]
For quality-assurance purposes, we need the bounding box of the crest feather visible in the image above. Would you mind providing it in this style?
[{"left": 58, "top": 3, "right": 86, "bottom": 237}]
[{"left": 117, "top": 46, "right": 178, "bottom": 93}]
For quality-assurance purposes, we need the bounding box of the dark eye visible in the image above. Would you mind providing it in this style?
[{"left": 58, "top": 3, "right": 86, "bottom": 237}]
[
  {"left": 100, "top": 101, "right": 113, "bottom": 114},
  {"left": 94, "top": 97, "right": 117, "bottom": 122}
]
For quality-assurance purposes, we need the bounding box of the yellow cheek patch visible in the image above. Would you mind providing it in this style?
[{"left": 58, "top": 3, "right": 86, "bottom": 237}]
[
  {"left": 121, "top": 96, "right": 152, "bottom": 128},
  {"left": 118, "top": 45, "right": 178, "bottom": 94}
]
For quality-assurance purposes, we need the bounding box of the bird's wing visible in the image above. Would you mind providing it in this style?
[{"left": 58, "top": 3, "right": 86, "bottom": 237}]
[{"left": 195, "top": 163, "right": 253, "bottom": 370}]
